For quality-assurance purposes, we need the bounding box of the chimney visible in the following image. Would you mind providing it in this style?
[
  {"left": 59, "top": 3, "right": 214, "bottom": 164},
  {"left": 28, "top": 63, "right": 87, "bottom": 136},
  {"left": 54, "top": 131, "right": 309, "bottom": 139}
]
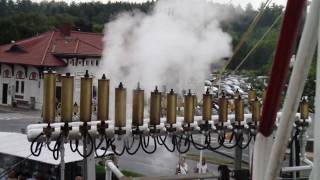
[{"left": 59, "top": 23, "right": 72, "bottom": 37}]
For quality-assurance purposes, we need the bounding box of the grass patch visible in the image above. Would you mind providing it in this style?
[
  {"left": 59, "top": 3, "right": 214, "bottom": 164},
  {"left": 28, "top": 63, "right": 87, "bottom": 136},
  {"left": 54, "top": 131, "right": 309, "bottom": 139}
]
[
  {"left": 121, "top": 170, "right": 144, "bottom": 177},
  {"left": 96, "top": 165, "right": 144, "bottom": 178},
  {"left": 96, "top": 165, "right": 105, "bottom": 174},
  {"left": 186, "top": 153, "right": 248, "bottom": 168}
]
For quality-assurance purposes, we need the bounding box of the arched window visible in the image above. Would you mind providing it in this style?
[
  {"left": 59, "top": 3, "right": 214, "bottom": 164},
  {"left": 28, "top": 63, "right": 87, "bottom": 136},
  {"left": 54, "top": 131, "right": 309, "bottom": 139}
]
[
  {"left": 16, "top": 71, "right": 25, "bottom": 79},
  {"left": 3, "top": 69, "right": 11, "bottom": 78},
  {"left": 29, "top": 72, "right": 38, "bottom": 80}
]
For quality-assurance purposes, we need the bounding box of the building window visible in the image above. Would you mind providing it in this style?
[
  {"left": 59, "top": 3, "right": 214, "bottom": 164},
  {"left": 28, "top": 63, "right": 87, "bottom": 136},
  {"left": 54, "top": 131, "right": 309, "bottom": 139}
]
[
  {"left": 91, "top": 60, "right": 94, "bottom": 66},
  {"left": 86, "top": 60, "right": 89, "bottom": 66},
  {"left": 3, "top": 69, "right": 10, "bottom": 78},
  {"left": 29, "top": 72, "right": 37, "bottom": 80},
  {"left": 16, "top": 71, "right": 25, "bottom": 79},
  {"left": 96, "top": 60, "right": 99, "bottom": 66},
  {"left": 72, "top": 59, "right": 75, "bottom": 66},
  {"left": 16, "top": 81, "right": 19, "bottom": 93},
  {"left": 21, "top": 81, "right": 24, "bottom": 93}
]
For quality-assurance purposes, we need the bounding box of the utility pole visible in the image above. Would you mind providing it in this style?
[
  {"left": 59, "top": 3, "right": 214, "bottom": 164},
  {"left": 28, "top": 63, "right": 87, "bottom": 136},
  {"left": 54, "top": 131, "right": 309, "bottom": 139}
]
[
  {"left": 234, "top": 131, "right": 242, "bottom": 170},
  {"left": 60, "top": 138, "right": 65, "bottom": 180}
]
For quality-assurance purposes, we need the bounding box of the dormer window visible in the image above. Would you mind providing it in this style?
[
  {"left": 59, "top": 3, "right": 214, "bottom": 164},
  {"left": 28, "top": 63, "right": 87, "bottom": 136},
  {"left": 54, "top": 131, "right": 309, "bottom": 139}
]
[
  {"left": 16, "top": 71, "right": 25, "bottom": 79},
  {"left": 3, "top": 69, "right": 11, "bottom": 78},
  {"left": 6, "top": 44, "right": 27, "bottom": 53},
  {"left": 29, "top": 72, "right": 38, "bottom": 80}
]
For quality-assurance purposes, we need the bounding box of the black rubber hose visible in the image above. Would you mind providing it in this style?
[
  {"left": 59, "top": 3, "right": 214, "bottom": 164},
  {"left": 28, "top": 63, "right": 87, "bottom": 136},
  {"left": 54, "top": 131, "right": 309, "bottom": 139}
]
[
  {"left": 143, "top": 135, "right": 150, "bottom": 147},
  {"left": 76, "top": 134, "right": 95, "bottom": 158},
  {"left": 140, "top": 135, "right": 157, "bottom": 154},
  {"left": 190, "top": 134, "right": 207, "bottom": 150},
  {"left": 220, "top": 132, "right": 238, "bottom": 149},
  {"left": 70, "top": 139, "right": 79, "bottom": 153},
  {"left": 176, "top": 135, "right": 190, "bottom": 154},
  {"left": 125, "top": 135, "right": 141, "bottom": 155},
  {"left": 30, "top": 133, "right": 44, "bottom": 157},
  {"left": 158, "top": 135, "right": 176, "bottom": 152},
  {"left": 111, "top": 138, "right": 126, "bottom": 156},
  {"left": 156, "top": 135, "right": 166, "bottom": 145},
  {"left": 207, "top": 131, "right": 223, "bottom": 150},
  {"left": 238, "top": 133, "right": 253, "bottom": 149}
]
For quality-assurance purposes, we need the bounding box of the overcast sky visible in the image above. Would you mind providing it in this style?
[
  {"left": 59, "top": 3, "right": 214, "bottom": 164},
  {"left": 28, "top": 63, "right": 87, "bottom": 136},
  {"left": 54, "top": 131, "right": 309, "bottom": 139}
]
[{"left": 32, "top": 0, "right": 287, "bottom": 9}]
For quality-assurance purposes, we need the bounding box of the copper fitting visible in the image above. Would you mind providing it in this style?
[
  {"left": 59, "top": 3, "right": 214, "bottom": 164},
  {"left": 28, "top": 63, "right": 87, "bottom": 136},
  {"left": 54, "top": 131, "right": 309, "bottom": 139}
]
[
  {"left": 115, "top": 82, "right": 126, "bottom": 127},
  {"left": 43, "top": 70, "right": 56, "bottom": 123},
  {"left": 97, "top": 74, "right": 110, "bottom": 121},
  {"left": 150, "top": 86, "right": 161, "bottom": 126},
  {"left": 300, "top": 98, "right": 309, "bottom": 120},
  {"left": 80, "top": 70, "right": 92, "bottom": 122},
  {"left": 219, "top": 92, "right": 228, "bottom": 123},
  {"left": 262, "top": 87, "right": 267, "bottom": 101},
  {"left": 248, "top": 87, "right": 256, "bottom": 102},
  {"left": 252, "top": 97, "right": 261, "bottom": 122},
  {"left": 184, "top": 90, "right": 194, "bottom": 124},
  {"left": 73, "top": 102, "right": 79, "bottom": 115},
  {"left": 166, "top": 89, "right": 177, "bottom": 125},
  {"left": 202, "top": 89, "right": 212, "bottom": 121},
  {"left": 234, "top": 89, "right": 240, "bottom": 99},
  {"left": 61, "top": 73, "right": 74, "bottom": 122},
  {"left": 235, "top": 96, "right": 244, "bottom": 122},
  {"left": 132, "top": 83, "right": 144, "bottom": 127}
]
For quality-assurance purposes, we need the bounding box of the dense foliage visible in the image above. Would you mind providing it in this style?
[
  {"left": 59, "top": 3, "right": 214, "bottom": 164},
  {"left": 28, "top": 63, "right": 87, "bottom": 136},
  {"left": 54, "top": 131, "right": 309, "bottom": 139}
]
[{"left": 0, "top": 0, "right": 315, "bottom": 108}]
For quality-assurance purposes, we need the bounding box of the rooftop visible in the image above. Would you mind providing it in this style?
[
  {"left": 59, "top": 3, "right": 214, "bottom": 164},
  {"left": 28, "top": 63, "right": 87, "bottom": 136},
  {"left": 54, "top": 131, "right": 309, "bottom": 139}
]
[{"left": 0, "top": 28, "right": 103, "bottom": 67}]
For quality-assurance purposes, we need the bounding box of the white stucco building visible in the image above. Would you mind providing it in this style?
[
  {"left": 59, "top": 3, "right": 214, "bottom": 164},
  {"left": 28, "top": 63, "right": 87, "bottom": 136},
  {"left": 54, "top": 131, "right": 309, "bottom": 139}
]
[{"left": 0, "top": 27, "right": 103, "bottom": 109}]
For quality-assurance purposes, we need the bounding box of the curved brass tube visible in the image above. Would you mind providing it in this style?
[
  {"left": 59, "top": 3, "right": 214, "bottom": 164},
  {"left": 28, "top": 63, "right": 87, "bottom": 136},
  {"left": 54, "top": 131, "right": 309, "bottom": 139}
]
[
  {"left": 97, "top": 74, "right": 109, "bottom": 121},
  {"left": 132, "top": 84, "right": 144, "bottom": 127},
  {"left": 80, "top": 70, "right": 92, "bottom": 122},
  {"left": 61, "top": 73, "right": 74, "bottom": 122},
  {"left": 202, "top": 89, "right": 212, "bottom": 121},
  {"left": 166, "top": 89, "right": 177, "bottom": 125},
  {"left": 150, "top": 87, "right": 161, "bottom": 126},
  {"left": 115, "top": 82, "right": 126, "bottom": 127},
  {"left": 43, "top": 70, "right": 56, "bottom": 123},
  {"left": 184, "top": 90, "right": 194, "bottom": 124}
]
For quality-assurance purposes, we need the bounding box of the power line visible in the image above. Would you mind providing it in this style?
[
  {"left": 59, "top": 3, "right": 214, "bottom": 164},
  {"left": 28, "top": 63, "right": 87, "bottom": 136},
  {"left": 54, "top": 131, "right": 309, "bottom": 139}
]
[
  {"left": 233, "top": 13, "right": 282, "bottom": 71},
  {"left": 0, "top": 154, "right": 32, "bottom": 178}
]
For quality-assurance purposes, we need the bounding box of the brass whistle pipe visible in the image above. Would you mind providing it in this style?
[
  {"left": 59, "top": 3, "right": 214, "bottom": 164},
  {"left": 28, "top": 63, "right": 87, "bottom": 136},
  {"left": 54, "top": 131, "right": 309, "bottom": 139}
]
[
  {"left": 234, "top": 89, "right": 240, "bottom": 99},
  {"left": 202, "top": 89, "right": 212, "bottom": 121},
  {"left": 61, "top": 73, "right": 74, "bottom": 122},
  {"left": 80, "top": 70, "right": 92, "bottom": 122},
  {"left": 248, "top": 87, "right": 256, "bottom": 102},
  {"left": 43, "top": 70, "right": 56, "bottom": 124},
  {"left": 252, "top": 97, "right": 261, "bottom": 123},
  {"left": 219, "top": 92, "right": 228, "bottom": 123},
  {"left": 115, "top": 82, "right": 126, "bottom": 128},
  {"left": 97, "top": 74, "right": 110, "bottom": 121},
  {"left": 166, "top": 89, "right": 177, "bottom": 125},
  {"left": 300, "top": 98, "right": 309, "bottom": 120},
  {"left": 235, "top": 96, "right": 244, "bottom": 122},
  {"left": 184, "top": 90, "right": 194, "bottom": 124},
  {"left": 150, "top": 86, "right": 161, "bottom": 126},
  {"left": 132, "top": 83, "right": 144, "bottom": 127}
]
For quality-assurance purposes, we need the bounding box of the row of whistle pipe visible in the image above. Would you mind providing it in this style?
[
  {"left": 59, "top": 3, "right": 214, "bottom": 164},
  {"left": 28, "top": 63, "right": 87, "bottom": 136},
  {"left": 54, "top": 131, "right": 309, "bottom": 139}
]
[
  {"left": 42, "top": 70, "right": 310, "bottom": 134},
  {"left": 29, "top": 70, "right": 311, "bottom": 158}
]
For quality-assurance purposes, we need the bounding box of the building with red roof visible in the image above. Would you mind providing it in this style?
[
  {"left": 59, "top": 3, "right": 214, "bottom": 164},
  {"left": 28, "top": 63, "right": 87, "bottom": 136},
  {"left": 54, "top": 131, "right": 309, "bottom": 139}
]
[{"left": 0, "top": 27, "right": 103, "bottom": 109}]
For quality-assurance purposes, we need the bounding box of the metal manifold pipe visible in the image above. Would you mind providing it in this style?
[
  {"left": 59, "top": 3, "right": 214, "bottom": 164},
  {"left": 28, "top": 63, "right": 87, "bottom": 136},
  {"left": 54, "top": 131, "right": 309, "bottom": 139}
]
[{"left": 29, "top": 70, "right": 312, "bottom": 162}]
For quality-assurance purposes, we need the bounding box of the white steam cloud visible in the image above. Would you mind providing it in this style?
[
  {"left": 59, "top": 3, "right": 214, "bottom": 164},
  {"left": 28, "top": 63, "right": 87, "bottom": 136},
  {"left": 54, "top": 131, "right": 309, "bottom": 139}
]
[{"left": 100, "top": 0, "right": 232, "bottom": 94}]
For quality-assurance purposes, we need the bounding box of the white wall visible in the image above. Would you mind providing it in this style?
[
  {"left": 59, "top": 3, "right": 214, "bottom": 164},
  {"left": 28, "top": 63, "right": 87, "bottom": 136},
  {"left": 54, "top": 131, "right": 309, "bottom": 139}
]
[
  {"left": 0, "top": 58, "right": 100, "bottom": 110},
  {"left": 55, "top": 57, "right": 100, "bottom": 105}
]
